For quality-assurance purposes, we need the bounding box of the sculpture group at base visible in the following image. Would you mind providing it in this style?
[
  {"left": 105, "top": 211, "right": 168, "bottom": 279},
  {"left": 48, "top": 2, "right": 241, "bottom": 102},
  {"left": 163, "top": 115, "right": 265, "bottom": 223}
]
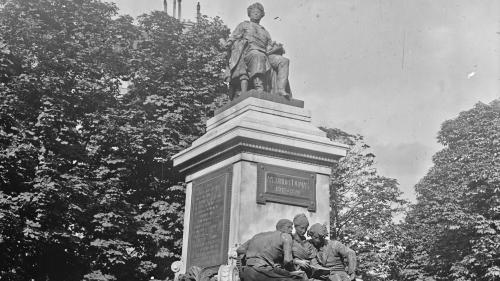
[
  {"left": 237, "top": 215, "right": 357, "bottom": 281},
  {"left": 178, "top": 214, "right": 357, "bottom": 281},
  {"left": 223, "top": 3, "right": 292, "bottom": 100}
]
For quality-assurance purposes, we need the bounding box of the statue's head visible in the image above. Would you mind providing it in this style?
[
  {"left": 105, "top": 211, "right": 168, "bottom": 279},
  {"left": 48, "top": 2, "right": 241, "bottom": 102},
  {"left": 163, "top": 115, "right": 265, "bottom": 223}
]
[
  {"left": 293, "top": 213, "right": 309, "bottom": 237},
  {"left": 307, "top": 223, "right": 328, "bottom": 247},
  {"left": 247, "top": 2, "right": 265, "bottom": 21},
  {"left": 275, "top": 218, "right": 293, "bottom": 234}
]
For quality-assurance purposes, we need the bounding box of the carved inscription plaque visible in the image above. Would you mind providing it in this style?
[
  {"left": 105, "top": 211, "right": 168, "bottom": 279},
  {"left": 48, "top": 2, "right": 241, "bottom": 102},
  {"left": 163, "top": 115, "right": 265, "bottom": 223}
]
[
  {"left": 186, "top": 166, "right": 232, "bottom": 269},
  {"left": 257, "top": 163, "right": 316, "bottom": 211}
]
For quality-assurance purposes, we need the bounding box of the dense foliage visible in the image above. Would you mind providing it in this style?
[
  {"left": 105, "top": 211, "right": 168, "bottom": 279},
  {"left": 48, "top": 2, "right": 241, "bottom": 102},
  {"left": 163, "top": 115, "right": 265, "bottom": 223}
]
[
  {"left": 403, "top": 100, "right": 500, "bottom": 281},
  {"left": 323, "top": 100, "right": 500, "bottom": 281},
  {"left": 0, "top": 0, "right": 229, "bottom": 280},
  {"left": 322, "top": 99, "right": 500, "bottom": 280},
  {"left": 322, "top": 128, "right": 407, "bottom": 281}
]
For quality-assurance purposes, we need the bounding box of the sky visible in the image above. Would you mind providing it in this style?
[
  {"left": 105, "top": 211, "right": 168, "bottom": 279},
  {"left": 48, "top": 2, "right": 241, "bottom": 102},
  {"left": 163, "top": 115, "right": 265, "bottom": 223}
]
[{"left": 112, "top": 0, "right": 499, "bottom": 202}]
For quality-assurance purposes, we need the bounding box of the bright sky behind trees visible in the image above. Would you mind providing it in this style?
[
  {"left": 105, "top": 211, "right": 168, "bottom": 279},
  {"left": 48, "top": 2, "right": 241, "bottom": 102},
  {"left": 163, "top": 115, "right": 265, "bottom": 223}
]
[{"left": 113, "top": 0, "right": 499, "bottom": 201}]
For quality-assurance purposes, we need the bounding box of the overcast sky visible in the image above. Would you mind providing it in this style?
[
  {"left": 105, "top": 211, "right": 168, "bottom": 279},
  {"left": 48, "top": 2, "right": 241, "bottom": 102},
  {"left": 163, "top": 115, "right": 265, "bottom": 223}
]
[{"left": 113, "top": 0, "right": 499, "bottom": 202}]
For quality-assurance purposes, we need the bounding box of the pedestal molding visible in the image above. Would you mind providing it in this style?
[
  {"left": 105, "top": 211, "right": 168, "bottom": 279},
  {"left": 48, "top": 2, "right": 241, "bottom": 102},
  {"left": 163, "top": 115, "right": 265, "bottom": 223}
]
[{"left": 174, "top": 136, "right": 342, "bottom": 174}]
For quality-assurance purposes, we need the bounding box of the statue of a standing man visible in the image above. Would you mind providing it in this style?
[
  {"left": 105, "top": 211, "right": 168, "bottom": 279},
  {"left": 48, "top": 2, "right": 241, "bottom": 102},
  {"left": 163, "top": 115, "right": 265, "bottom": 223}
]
[{"left": 223, "top": 3, "right": 291, "bottom": 99}]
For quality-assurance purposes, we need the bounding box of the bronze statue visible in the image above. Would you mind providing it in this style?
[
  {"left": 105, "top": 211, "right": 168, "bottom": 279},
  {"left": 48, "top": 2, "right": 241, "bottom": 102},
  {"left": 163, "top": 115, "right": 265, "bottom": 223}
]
[
  {"left": 307, "top": 224, "right": 357, "bottom": 281},
  {"left": 223, "top": 3, "right": 291, "bottom": 100},
  {"left": 236, "top": 219, "right": 306, "bottom": 281},
  {"left": 291, "top": 214, "right": 316, "bottom": 275}
]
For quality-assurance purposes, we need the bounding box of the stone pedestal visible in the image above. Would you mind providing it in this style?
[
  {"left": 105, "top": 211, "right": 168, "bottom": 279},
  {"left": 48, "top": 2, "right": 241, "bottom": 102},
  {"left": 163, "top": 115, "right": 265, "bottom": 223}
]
[{"left": 171, "top": 94, "right": 348, "bottom": 274}]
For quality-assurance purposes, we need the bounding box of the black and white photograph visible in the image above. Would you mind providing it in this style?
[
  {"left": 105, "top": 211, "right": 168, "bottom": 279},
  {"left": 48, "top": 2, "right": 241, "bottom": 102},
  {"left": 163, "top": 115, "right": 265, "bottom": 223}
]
[{"left": 0, "top": 0, "right": 498, "bottom": 280}]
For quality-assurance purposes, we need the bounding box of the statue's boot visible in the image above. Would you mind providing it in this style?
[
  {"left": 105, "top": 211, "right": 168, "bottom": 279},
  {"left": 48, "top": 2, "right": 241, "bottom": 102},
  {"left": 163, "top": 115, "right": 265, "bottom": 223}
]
[{"left": 277, "top": 89, "right": 291, "bottom": 99}]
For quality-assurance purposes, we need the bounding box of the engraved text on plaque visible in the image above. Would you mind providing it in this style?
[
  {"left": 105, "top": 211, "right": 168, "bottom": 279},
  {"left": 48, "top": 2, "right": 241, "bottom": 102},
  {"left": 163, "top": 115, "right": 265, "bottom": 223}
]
[
  {"left": 257, "top": 163, "right": 316, "bottom": 211},
  {"left": 186, "top": 166, "right": 232, "bottom": 269}
]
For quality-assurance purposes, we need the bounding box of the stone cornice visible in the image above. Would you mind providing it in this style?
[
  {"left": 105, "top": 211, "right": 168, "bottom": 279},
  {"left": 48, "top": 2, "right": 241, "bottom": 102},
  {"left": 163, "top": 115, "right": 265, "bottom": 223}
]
[{"left": 174, "top": 136, "right": 342, "bottom": 174}]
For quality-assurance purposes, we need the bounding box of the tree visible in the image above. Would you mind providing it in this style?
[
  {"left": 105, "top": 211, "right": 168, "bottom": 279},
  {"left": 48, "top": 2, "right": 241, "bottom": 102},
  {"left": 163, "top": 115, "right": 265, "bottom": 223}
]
[
  {"left": 82, "top": 12, "right": 229, "bottom": 281},
  {"left": 405, "top": 100, "right": 500, "bottom": 280},
  {"left": 0, "top": 0, "right": 135, "bottom": 279},
  {"left": 321, "top": 127, "right": 407, "bottom": 281},
  {"left": 0, "top": 0, "right": 229, "bottom": 280}
]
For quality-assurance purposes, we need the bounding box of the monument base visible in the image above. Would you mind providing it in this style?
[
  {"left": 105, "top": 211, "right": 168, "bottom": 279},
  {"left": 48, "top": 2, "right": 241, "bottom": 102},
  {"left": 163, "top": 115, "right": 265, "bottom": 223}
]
[
  {"left": 171, "top": 97, "right": 348, "bottom": 279},
  {"left": 216, "top": 90, "right": 304, "bottom": 114}
]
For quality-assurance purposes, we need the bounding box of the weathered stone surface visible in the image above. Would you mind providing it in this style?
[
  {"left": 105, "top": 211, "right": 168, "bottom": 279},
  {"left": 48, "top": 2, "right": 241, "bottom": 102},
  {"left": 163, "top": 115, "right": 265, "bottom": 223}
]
[
  {"left": 216, "top": 90, "right": 303, "bottom": 115},
  {"left": 172, "top": 96, "right": 348, "bottom": 274},
  {"left": 186, "top": 166, "right": 232, "bottom": 269},
  {"left": 173, "top": 98, "right": 348, "bottom": 174},
  {"left": 234, "top": 160, "right": 331, "bottom": 244}
]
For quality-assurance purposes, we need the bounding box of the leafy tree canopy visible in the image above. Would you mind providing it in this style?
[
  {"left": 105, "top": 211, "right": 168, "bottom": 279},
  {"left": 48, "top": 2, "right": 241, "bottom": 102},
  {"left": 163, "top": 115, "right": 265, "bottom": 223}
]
[
  {"left": 322, "top": 127, "right": 407, "bottom": 281},
  {"left": 0, "top": 0, "right": 229, "bottom": 280},
  {"left": 405, "top": 100, "right": 500, "bottom": 280}
]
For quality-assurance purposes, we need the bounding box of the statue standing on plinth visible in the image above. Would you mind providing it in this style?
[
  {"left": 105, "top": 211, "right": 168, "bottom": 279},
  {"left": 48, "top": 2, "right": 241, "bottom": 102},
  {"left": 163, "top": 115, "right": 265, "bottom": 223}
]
[{"left": 223, "top": 3, "right": 292, "bottom": 100}]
